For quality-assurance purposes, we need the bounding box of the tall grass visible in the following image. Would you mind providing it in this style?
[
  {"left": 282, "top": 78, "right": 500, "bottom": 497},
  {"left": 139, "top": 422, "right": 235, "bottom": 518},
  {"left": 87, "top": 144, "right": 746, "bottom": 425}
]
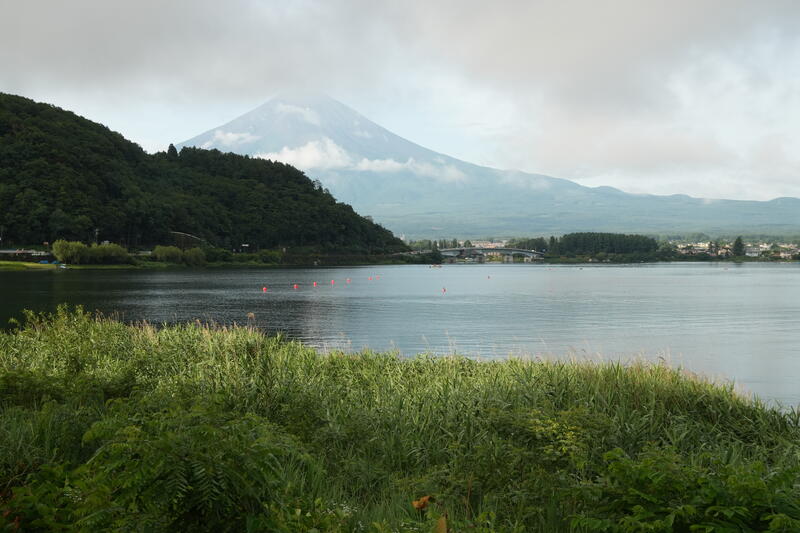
[{"left": 1, "top": 306, "right": 799, "bottom": 531}]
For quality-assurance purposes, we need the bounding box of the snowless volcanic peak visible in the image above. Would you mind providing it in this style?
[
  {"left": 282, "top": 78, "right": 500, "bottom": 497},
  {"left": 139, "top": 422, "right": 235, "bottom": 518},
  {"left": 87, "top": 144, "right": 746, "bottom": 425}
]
[
  {"left": 179, "top": 94, "right": 800, "bottom": 238},
  {"left": 180, "top": 93, "right": 456, "bottom": 172}
]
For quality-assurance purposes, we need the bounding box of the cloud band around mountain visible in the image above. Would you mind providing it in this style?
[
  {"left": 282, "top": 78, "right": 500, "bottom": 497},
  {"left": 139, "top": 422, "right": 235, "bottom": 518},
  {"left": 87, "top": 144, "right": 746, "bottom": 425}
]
[{"left": 255, "top": 137, "right": 466, "bottom": 183}]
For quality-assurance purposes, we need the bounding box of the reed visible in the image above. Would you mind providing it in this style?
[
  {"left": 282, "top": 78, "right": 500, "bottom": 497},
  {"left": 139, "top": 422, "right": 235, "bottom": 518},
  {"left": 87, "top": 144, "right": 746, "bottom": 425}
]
[{"left": 1, "top": 306, "right": 799, "bottom": 531}]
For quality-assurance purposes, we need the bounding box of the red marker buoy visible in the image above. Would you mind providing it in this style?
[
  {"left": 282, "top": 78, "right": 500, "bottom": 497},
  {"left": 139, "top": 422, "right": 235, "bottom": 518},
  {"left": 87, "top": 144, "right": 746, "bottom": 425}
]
[
  {"left": 331, "top": 279, "right": 335, "bottom": 285},
  {"left": 262, "top": 287, "right": 267, "bottom": 292},
  {"left": 368, "top": 276, "right": 373, "bottom": 281},
  {"left": 346, "top": 278, "right": 351, "bottom": 283},
  {"left": 293, "top": 284, "right": 298, "bottom": 290},
  {"left": 442, "top": 287, "right": 447, "bottom": 294},
  {"left": 313, "top": 281, "right": 317, "bottom": 287}
]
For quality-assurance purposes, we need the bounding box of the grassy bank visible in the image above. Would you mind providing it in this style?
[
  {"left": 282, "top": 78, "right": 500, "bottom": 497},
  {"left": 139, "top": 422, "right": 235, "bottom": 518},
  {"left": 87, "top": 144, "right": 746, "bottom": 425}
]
[
  {"left": 2, "top": 308, "right": 799, "bottom": 532},
  {"left": 0, "top": 261, "right": 56, "bottom": 271}
]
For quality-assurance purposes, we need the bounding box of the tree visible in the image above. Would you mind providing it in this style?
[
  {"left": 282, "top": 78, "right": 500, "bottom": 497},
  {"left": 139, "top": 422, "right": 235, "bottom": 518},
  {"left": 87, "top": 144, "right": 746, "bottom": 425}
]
[
  {"left": 52, "top": 240, "right": 89, "bottom": 264},
  {"left": 733, "top": 236, "right": 744, "bottom": 256},
  {"left": 167, "top": 143, "right": 178, "bottom": 159},
  {"left": 183, "top": 247, "right": 207, "bottom": 266},
  {"left": 548, "top": 236, "right": 558, "bottom": 255},
  {"left": 153, "top": 245, "right": 184, "bottom": 263},
  {"left": 464, "top": 240, "right": 473, "bottom": 248}
]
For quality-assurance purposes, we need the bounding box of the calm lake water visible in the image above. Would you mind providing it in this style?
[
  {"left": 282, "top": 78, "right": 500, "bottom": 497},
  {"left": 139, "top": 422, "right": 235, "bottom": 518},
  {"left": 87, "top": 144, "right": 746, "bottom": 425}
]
[{"left": 1, "top": 263, "right": 799, "bottom": 405}]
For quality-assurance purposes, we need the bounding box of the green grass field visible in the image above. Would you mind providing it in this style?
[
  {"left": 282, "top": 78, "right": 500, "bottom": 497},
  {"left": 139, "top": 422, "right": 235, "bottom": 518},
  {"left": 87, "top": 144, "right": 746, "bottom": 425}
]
[
  {"left": 1, "top": 307, "right": 799, "bottom": 532},
  {"left": 0, "top": 261, "right": 56, "bottom": 271}
]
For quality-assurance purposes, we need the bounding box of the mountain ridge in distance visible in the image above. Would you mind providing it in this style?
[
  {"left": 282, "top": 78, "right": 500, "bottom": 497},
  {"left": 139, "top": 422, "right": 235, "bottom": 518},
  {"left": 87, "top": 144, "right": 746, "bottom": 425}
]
[{"left": 179, "top": 93, "right": 800, "bottom": 238}]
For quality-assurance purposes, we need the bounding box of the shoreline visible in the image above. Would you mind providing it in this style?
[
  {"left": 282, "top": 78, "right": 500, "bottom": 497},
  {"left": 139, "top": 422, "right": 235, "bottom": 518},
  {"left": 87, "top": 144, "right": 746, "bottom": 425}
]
[{"left": 3, "top": 257, "right": 797, "bottom": 272}]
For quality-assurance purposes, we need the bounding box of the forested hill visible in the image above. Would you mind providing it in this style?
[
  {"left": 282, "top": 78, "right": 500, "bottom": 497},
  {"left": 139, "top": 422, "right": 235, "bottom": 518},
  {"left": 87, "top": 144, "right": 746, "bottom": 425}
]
[{"left": 0, "top": 93, "right": 406, "bottom": 253}]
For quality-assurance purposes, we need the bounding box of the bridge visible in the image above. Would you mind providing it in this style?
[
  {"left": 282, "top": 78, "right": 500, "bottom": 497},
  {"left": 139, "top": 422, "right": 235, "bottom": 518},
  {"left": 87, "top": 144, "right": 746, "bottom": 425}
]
[{"left": 438, "top": 247, "right": 544, "bottom": 262}]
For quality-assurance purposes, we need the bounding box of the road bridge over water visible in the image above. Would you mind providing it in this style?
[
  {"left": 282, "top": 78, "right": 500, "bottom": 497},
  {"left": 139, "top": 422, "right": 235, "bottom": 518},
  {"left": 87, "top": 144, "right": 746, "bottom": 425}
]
[{"left": 438, "top": 247, "right": 544, "bottom": 262}]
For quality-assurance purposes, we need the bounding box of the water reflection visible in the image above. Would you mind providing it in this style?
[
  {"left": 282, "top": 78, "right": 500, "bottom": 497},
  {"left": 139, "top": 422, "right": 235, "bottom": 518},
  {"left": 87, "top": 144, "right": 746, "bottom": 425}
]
[{"left": 1, "top": 263, "right": 799, "bottom": 405}]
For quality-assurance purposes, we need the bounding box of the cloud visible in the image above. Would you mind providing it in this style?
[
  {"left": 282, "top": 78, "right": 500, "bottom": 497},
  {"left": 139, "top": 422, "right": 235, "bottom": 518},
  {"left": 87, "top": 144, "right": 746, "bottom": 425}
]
[
  {"left": 201, "top": 130, "right": 260, "bottom": 148},
  {"left": 256, "top": 138, "right": 352, "bottom": 170},
  {"left": 498, "top": 171, "right": 553, "bottom": 191},
  {"left": 353, "top": 156, "right": 466, "bottom": 183},
  {"left": 257, "top": 140, "right": 467, "bottom": 183},
  {"left": 353, "top": 158, "right": 405, "bottom": 172},
  {"left": 274, "top": 103, "right": 321, "bottom": 126},
  {"left": 406, "top": 160, "right": 466, "bottom": 183},
  {"left": 3, "top": 1, "right": 800, "bottom": 199}
]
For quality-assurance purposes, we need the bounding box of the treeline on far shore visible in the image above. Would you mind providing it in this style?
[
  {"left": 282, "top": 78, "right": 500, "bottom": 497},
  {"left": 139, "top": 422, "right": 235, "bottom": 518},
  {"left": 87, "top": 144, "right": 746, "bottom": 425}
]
[
  {"left": 508, "top": 233, "right": 800, "bottom": 262},
  {"left": 409, "top": 232, "right": 799, "bottom": 263},
  {"left": 37, "top": 240, "right": 437, "bottom": 267}
]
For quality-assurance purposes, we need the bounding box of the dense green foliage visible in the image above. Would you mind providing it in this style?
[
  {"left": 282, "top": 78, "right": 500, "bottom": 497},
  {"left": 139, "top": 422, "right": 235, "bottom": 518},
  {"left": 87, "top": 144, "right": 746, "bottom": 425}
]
[
  {"left": 557, "top": 233, "right": 658, "bottom": 255},
  {"left": 507, "top": 233, "right": 657, "bottom": 255},
  {"left": 149, "top": 245, "right": 207, "bottom": 266},
  {"left": 51, "top": 240, "right": 132, "bottom": 265},
  {"left": 507, "top": 233, "right": 662, "bottom": 261},
  {"left": 0, "top": 93, "right": 406, "bottom": 254},
  {"left": 507, "top": 236, "right": 549, "bottom": 252},
  {"left": 2, "top": 308, "right": 800, "bottom": 531},
  {"left": 152, "top": 245, "right": 185, "bottom": 264}
]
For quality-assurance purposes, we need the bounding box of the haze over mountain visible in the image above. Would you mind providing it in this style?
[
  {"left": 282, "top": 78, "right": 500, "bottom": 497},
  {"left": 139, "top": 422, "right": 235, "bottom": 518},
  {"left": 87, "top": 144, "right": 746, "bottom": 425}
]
[{"left": 180, "top": 94, "right": 800, "bottom": 238}]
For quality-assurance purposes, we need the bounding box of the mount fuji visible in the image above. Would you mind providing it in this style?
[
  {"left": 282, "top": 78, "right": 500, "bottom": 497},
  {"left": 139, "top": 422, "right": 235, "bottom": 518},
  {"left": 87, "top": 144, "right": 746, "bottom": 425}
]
[{"left": 178, "top": 94, "right": 800, "bottom": 238}]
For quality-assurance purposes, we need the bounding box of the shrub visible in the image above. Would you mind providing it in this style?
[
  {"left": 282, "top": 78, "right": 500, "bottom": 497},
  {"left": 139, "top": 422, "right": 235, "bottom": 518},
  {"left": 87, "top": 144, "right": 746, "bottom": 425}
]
[
  {"left": 51, "top": 240, "right": 89, "bottom": 264},
  {"left": 5, "top": 402, "right": 332, "bottom": 532},
  {"left": 52, "top": 241, "right": 132, "bottom": 264},
  {"left": 182, "top": 247, "right": 206, "bottom": 267},
  {"left": 573, "top": 446, "right": 800, "bottom": 531},
  {"left": 152, "top": 245, "right": 184, "bottom": 263},
  {"left": 257, "top": 249, "right": 282, "bottom": 264},
  {"left": 203, "top": 247, "right": 233, "bottom": 263},
  {"left": 85, "top": 243, "right": 132, "bottom": 264}
]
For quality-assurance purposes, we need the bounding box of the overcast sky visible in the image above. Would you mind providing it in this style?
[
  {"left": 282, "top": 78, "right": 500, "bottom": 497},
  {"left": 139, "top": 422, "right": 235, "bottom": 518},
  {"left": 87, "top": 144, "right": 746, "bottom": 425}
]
[{"left": 2, "top": 0, "right": 799, "bottom": 200}]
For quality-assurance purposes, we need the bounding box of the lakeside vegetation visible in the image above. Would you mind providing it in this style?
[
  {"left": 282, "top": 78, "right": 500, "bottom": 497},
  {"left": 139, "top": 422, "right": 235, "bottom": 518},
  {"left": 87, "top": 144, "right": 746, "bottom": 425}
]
[
  {"left": 407, "top": 233, "right": 799, "bottom": 263},
  {"left": 0, "top": 241, "right": 437, "bottom": 271},
  {"left": 2, "top": 308, "right": 800, "bottom": 532}
]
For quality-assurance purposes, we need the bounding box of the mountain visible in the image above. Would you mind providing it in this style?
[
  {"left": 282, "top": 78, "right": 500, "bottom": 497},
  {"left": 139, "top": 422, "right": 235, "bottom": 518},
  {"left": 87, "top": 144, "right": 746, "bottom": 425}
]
[
  {"left": 0, "top": 92, "right": 406, "bottom": 254},
  {"left": 179, "top": 94, "right": 800, "bottom": 238}
]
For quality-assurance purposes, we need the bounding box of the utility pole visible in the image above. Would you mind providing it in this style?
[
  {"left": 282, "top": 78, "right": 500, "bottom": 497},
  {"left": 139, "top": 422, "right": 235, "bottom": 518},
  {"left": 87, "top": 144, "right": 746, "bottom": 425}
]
[{"left": 94, "top": 228, "right": 99, "bottom": 244}]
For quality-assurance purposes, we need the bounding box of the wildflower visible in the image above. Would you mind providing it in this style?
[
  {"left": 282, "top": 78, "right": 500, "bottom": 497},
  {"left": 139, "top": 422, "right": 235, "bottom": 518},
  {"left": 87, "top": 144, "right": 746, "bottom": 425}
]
[{"left": 412, "top": 495, "right": 432, "bottom": 510}]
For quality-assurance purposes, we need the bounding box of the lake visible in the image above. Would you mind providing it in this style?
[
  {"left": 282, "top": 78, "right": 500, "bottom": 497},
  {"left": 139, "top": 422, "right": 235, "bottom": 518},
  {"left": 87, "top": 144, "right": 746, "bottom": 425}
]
[{"left": 2, "top": 262, "right": 799, "bottom": 405}]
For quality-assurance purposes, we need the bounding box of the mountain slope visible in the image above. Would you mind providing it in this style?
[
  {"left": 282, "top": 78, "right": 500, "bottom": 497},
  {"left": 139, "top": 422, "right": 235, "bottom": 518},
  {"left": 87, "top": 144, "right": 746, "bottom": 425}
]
[
  {"left": 180, "top": 94, "right": 800, "bottom": 238},
  {"left": 0, "top": 93, "right": 406, "bottom": 253}
]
